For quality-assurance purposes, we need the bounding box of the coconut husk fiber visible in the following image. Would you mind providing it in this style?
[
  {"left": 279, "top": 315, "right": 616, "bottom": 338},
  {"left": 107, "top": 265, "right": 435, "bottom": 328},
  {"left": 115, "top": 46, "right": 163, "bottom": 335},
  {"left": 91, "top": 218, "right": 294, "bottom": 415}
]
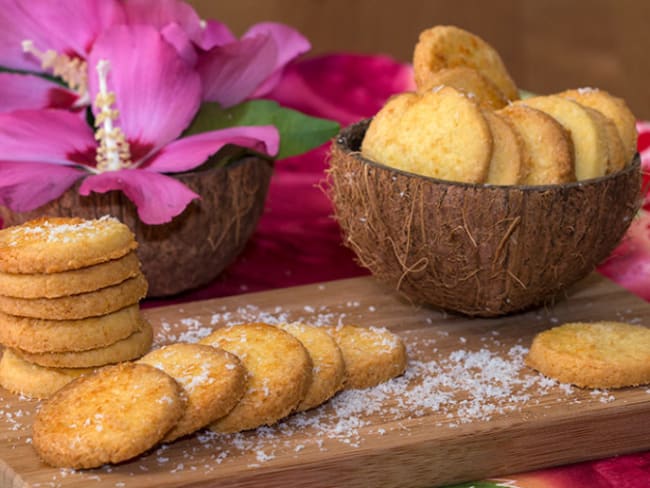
[
  {"left": 328, "top": 120, "right": 642, "bottom": 317},
  {"left": 0, "top": 157, "right": 273, "bottom": 297}
]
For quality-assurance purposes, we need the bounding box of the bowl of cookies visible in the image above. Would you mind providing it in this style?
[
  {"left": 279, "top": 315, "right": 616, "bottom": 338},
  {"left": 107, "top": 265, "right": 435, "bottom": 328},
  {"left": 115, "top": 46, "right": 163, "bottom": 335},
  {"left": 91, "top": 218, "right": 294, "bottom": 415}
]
[{"left": 328, "top": 25, "right": 642, "bottom": 317}]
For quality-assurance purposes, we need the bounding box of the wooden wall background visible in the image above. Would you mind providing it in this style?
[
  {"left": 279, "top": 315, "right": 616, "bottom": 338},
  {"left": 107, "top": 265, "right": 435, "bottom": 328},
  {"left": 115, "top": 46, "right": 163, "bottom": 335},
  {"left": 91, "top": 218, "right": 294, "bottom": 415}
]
[{"left": 189, "top": 0, "right": 650, "bottom": 120}]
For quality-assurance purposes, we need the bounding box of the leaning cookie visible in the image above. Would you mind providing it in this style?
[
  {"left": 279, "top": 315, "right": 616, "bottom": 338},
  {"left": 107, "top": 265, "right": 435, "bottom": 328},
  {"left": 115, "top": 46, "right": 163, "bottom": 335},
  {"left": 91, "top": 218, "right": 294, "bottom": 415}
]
[
  {"left": 0, "top": 305, "right": 142, "bottom": 353},
  {"left": 199, "top": 323, "right": 312, "bottom": 433},
  {"left": 139, "top": 343, "right": 247, "bottom": 442},
  {"left": 278, "top": 322, "right": 346, "bottom": 411},
  {"left": 0, "top": 349, "right": 94, "bottom": 399},
  {"left": 15, "top": 319, "right": 153, "bottom": 368},
  {"left": 32, "top": 362, "right": 185, "bottom": 469},
  {"left": 526, "top": 321, "right": 650, "bottom": 388},
  {"left": 325, "top": 325, "right": 407, "bottom": 390},
  {"left": 0, "top": 273, "right": 148, "bottom": 320},
  {"left": 0, "top": 216, "right": 137, "bottom": 274}
]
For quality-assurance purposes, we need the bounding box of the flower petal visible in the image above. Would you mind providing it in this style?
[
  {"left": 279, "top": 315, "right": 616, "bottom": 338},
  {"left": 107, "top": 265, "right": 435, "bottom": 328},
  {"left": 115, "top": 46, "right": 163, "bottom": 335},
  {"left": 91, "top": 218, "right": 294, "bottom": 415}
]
[
  {"left": 266, "top": 53, "right": 416, "bottom": 126},
  {"left": 0, "top": 73, "right": 78, "bottom": 112},
  {"left": 121, "top": 0, "right": 203, "bottom": 44},
  {"left": 144, "top": 126, "right": 279, "bottom": 173},
  {"left": 198, "top": 33, "right": 278, "bottom": 107},
  {"left": 0, "top": 161, "right": 84, "bottom": 212},
  {"left": 197, "top": 19, "right": 236, "bottom": 50},
  {"left": 160, "top": 22, "right": 197, "bottom": 66},
  {"left": 78, "top": 169, "right": 199, "bottom": 225},
  {"left": 0, "top": 0, "right": 124, "bottom": 71},
  {"left": 0, "top": 109, "right": 96, "bottom": 165},
  {"left": 243, "top": 22, "right": 311, "bottom": 97},
  {"left": 88, "top": 25, "right": 202, "bottom": 154}
]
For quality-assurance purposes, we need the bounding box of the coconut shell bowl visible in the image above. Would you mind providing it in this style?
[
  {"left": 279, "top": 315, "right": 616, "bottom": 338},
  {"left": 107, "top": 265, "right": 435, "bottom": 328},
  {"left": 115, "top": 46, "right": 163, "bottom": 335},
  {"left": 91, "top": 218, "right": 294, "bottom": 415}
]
[
  {"left": 0, "top": 156, "right": 273, "bottom": 297},
  {"left": 328, "top": 120, "right": 642, "bottom": 317}
]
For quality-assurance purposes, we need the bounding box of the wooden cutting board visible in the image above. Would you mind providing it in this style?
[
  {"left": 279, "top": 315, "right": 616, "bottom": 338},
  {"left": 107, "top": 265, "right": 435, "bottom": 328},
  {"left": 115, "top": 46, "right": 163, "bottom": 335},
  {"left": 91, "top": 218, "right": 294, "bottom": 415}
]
[{"left": 1, "top": 273, "right": 649, "bottom": 488}]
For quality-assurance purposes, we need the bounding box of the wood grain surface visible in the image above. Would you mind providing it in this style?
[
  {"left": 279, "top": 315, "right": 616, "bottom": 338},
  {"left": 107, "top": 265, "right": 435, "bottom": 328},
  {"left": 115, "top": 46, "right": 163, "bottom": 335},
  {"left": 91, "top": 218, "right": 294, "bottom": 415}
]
[{"left": 1, "top": 273, "right": 649, "bottom": 487}]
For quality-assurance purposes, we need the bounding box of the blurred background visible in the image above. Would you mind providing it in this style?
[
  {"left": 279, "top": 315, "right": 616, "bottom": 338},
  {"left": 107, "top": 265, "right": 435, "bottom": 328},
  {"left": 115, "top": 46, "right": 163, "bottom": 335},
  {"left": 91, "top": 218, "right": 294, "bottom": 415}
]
[{"left": 189, "top": 0, "right": 650, "bottom": 120}]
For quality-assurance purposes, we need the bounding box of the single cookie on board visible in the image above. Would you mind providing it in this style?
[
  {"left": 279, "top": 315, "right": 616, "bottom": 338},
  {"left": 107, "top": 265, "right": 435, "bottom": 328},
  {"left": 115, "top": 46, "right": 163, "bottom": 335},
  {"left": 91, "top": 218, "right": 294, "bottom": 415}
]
[
  {"left": 362, "top": 87, "right": 493, "bottom": 184},
  {"left": 0, "top": 216, "right": 137, "bottom": 274},
  {"left": 559, "top": 88, "right": 638, "bottom": 162},
  {"left": 413, "top": 25, "right": 518, "bottom": 101},
  {"left": 497, "top": 104, "right": 576, "bottom": 185},
  {"left": 199, "top": 323, "right": 312, "bottom": 433},
  {"left": 526, "top": 321, "right": 650, "bottom": 389},
  {"left": 0, "top": 349, "right": 94, "bottom": 399},
  {"left": 139, "top": 343, "right": 247, "bottom": 442},
  {"left": 482, "top": 110, "right": 527, "bottom": 185},
  {"left": 0, "top": 273, "right": 148, "bottom": 320},
  {"left": 325, "top": 325, "right": 407, "bottom": 390},
  {"left": 517, "top": 95, "right": 609, "bottom": 180},
  {"left": 0, "top": 305, "right": 142, "bottom": 354},
  {"left": 279, "top": 322, "right": 346, "bottom": 411},
  {"left": 418, "top": 66, "right": 509, "bottom": 110},
  {"left": 0, "top": 252, "right": 140, "bottom": 299},
  {"left": 32, "top": 362, "right": 185, "bottom": 469},
  {"left": 16, "top": 319, "right": 153, "bottom": 368}
]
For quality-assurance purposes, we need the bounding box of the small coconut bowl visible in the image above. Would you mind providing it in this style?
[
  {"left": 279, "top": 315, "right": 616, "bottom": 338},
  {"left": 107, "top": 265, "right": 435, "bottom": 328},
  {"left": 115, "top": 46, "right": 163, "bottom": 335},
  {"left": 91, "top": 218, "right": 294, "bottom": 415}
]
[
  {"left": 0, "top": 156, "right": 273, "bottom": 297},
  {"left": 328, "top": 120, "right": 642, "bottom": 317}
]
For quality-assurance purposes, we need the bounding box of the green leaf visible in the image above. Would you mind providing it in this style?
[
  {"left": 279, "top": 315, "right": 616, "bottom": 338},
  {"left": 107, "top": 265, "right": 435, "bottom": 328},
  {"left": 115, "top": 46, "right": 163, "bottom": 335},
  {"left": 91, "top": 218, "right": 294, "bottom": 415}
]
[{"left": 185, "top": 99, "right": 340, "bottom": 160}]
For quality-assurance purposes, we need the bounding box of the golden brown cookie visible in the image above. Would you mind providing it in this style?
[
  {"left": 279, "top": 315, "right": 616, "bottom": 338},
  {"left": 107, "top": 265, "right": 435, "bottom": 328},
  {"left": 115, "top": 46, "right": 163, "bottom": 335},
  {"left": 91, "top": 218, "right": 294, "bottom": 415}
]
[
  {"left": 0, "top": 305, "right": 142, "bottom": 354},
  {"left": 362, "top": 87, "right": 493, "bottom": 184},
  {"left": 0, "top": 273, "right": 148, "bottom": 320},
  {"left": 0, "top": 252, "right": 140, "bottom": 299},
  {"left": 139, "top": 343, "right": 247, "bottom": 442},
  {"left": 518, "top": 95, "right": 609, "bottom": 180},
  {"left": 413, "top": 25, "right": 518, "bottom": 101},
  {"left": 526, "top": 321, "right": 650, "bottom": 389},
  {"left": 0, "top": 349, "right": 93, "bottom": 399},
  {"left": 199, "top": 323, "right": 312, "bottom": 433},
  {"left": 559, "top": 88, "right": 638, "bottom": 162},
  {"left": 325, "top": 325, "right": 407, "bottom": 390},
  {"left": 279, "top": 322, "right": 346, "bottom": 411},
  {"left": 418, "top": 66, "right": 509, "bottom": 110},
  {"left": 498, "top": 104, "right": 576, "bottom": 185},
  {"left": 582, "top": 105, "right": 627, "bottom": 174},
  {"left": 0, "top": 216, "right": 136, "bottom": 274},
  {"left": 32, "top": 362, "right": 185, "bottom": 469},
  {"left": 16, "top": 319, "right": 153, "bottom": 368},
  {"left": 482, "top": 110, "right": 527, "bottom": 185}
]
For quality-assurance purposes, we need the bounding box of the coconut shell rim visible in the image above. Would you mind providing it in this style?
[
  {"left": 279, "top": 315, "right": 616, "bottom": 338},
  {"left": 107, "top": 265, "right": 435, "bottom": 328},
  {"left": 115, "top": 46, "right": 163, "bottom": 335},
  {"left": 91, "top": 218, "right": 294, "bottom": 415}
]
[{"left": 336, "top": 118, "right": 641, "bottom": 191}]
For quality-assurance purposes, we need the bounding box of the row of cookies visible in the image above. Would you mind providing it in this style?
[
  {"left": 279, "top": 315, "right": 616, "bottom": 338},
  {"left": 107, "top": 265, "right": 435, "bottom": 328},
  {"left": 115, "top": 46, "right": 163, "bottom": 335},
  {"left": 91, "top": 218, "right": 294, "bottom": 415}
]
[
  {"left": 33, "top": 321, "right": 408, "bottom": 469},
  {"left": 0, "top": 217, "right": 151, "bottom": 398},
  {"left": 362, "top": 25, "right": 637, "bottom": 186}
]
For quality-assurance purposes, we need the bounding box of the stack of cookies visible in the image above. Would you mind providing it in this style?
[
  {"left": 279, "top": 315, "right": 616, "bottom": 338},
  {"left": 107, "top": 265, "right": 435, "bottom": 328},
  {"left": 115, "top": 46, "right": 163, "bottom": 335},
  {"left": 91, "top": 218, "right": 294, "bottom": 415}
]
[{"left": 0, "top": 216, "right": 151, "bottom": 399}]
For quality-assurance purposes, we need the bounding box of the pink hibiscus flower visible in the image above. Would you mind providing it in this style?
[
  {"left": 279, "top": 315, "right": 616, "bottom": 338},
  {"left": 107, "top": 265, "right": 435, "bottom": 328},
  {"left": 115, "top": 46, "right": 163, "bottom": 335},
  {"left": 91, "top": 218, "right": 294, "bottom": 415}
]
[{"left": 0, "top": 25, "right": 278, "bottom": 224}]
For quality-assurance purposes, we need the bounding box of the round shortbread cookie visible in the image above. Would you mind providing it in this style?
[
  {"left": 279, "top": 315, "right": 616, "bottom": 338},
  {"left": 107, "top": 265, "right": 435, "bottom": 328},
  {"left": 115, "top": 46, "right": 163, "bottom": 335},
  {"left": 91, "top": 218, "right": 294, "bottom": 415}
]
[
  {"left": 0, "top": 252, "right": 140, "bottom": 299},
  {"left": 559, "top": 88, "right": 638, "bottom": 162},
  {"left": 362, "top": 87, "right": 493, "bottom": 184},
  {"left": 199, "top": 323, "right": 312, "bottom": 433},
  {"left": 0, "top": 216, "right": 136, "bottom": 274},
  {"left": 139, "top": 343, "right": 247, "bottom": 442},
  {"left": 0, "top": 273, "right": 148, "bottom": 320},
  {"left": 497, "top": 104, "right": 575, "bottom": 185},
  {"left": 0, "top": 305, "right": 142, "bottom": 354},
  {"left": 16, "top": 319, "right": 153, "bottom": 368},
  {"left": 582, "top": 105, "right": 627, "bottom": 174},
  {"left": 419, "top": 66, "right": 508, "bottom": 110},
  {"left": 413, "top": 25, "right": 519, "bottom": 101},
  {"left": 482, "top": 110, "right": 527, "bottom": 185},
  {"left": 32, "top": 362, "right": 185, "bottom": 469},
  {"left": 0, "top": 349, "right": 94, "bottom": 399},
  {"left": 325, "top": 325, "right": 407, "bottom": 390},
  {"left": 279, "top": 322, "right": 346, "bottom": 411},
  {"left": 526, "top": 321, "right": 650, "bottom": 389},
  {"left": 518, "top": 95, "right": 609, "bottom": 180}
]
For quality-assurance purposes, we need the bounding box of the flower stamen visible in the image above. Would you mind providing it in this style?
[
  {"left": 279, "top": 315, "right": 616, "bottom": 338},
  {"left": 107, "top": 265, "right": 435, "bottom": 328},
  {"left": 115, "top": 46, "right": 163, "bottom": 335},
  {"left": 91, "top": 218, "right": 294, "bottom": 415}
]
[
  {"left": 21, "top": 40, "right": 88, "bottom": 98},
  {"left": 93, "top": 60, "right": 132, "bottom": 172}
]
